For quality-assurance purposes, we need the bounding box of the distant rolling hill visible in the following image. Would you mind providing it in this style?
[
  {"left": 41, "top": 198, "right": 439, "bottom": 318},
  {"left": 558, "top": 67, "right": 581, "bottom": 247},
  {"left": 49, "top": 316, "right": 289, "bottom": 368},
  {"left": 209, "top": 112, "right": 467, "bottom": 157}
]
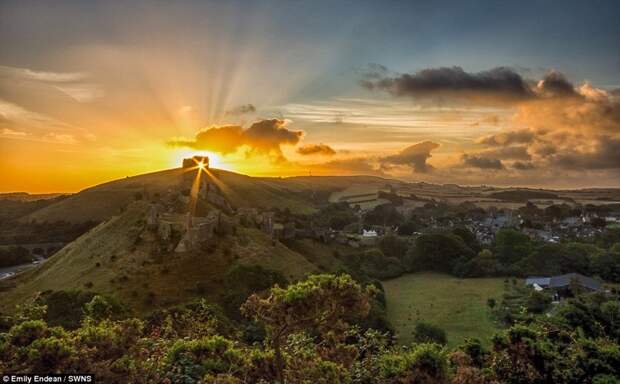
[
  {"left": 487, "top": 190, "right": 561, "bottom": 202},
  {"left": 22, "top": 167, "right": 402, "bottom": 224},
  {"left": 0, "top": 192, "right": 67, "bottom": 201}
]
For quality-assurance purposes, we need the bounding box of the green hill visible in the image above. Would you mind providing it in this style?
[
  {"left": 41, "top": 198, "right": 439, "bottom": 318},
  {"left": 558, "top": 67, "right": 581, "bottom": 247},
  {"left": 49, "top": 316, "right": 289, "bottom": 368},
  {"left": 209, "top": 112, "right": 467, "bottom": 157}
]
[
  {"left": 1, "top": 168, "right": 402, "bottom": 314},
  {"left": 0, "top": 201, "right": 324, "bottom": 314}
]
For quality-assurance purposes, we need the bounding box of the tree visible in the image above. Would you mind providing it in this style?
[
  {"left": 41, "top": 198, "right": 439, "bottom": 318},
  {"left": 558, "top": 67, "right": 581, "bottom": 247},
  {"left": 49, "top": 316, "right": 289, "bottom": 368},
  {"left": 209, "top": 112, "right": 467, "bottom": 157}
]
[
  {"left": 494, "top": 229, "right": 532, "bottom": 266},
  {"left": 407, "top": 233, "right": 475, "bottom": 273},
  {"left": 452, "top": 227, "right": 481, "bottom": 253},
  {"left": 240, "top": 274, "right": 373, "bottom": 383},
  {"left": 594, "top": 251, "right": 620, "bottom": 283},
  {"left": 459, "top": 249, "right": 498, "bottom": 277},
  {"left": 379, "top": 235, "right": 409, "bottom": 261},
  {"left": 590, "top": 217, "right": 607, "bottom": 229},
  {"left": 363, "top": 204, "right": 404, "bottom": 227},
  {"left": 525, "top": 291, "right": 551, "bottom": 314},
  {"left": 397, "top": 220, "right": 418, "bottom": 236},
  {"left": 0, "top": 246, "right": 33, "bottom": 268},
  {"left": 314, "top": 203, "right": 357, "bottom": 230}
]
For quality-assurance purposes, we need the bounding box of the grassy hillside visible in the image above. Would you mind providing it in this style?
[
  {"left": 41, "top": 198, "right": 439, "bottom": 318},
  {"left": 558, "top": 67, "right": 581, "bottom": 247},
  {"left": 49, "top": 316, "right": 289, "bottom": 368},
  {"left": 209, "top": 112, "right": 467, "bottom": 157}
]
[
  {"left": 383, "top": 273, "right": 505, "bottom": 347},
  {"left": 22, "top": 168, "right": 399, "bottom": 223},
  {"left": 0, "top": 201, "right": 324, "bottom": 314}
]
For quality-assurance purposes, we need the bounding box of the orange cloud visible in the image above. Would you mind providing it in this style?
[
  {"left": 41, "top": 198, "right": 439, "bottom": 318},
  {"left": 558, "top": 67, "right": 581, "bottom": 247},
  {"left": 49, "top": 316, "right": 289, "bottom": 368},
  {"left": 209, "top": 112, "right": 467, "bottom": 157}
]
[
  {"left": 297, "top": 143, "right": 336, "bottom": 156},
  {"left": 168, "top": 119, "right": 303, "bottom": 161}
]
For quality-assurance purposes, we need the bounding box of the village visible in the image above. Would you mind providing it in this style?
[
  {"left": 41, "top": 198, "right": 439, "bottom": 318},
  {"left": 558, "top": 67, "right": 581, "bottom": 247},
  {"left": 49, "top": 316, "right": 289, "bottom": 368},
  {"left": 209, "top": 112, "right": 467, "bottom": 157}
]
[{"left": 144, "top": 157, "right": 620, "bottom": 282}]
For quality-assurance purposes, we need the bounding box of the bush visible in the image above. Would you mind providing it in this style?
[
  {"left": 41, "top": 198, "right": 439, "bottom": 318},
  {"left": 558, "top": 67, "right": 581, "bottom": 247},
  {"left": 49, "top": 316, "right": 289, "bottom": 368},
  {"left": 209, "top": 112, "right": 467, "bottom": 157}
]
[
  {"left": 344, "top": 249, "right": 405, "bottom": 280},
  {"left": 165, "top": 335, "right": 246, "bottom": 383},
  {"left": 9, "top": 320, "right": 50, "bottom": 347},
  {"left": 0, "top": 246, "right": 33, "bottom": 268},
  {"left": 222, "top": 265, "right": 288, "bottom": 319},
  {"left": 83, "top": 295, "right": 129, "bottom": 321},
  {"left": 26, "top": 336, "right": 75, "bottom": 372},
  {"left": 363, "top": 204, "right": 404, "bottom": 227},
  {"left": 37, "top": 290, "right": 95, "bottom": 329},
  {"left": 525, "top": 291, "right": 552, "bottom": 314},
  {"left": 377, "top": 343, "right": 448, "bottom": 382},
  {"left": 379, "top": 235, "right": 410, "bottom": 262},
  {"left": 412, "top": 322, "right": 447, "bottom": 345}
]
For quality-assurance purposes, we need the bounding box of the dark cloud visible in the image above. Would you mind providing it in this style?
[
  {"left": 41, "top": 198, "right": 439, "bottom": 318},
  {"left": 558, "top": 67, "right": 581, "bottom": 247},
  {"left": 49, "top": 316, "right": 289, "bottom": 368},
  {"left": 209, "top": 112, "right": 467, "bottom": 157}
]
[
  {"left": 225, "top": 104, "right": 256, "bottom": 116},
  {"left": 481, "top": 146, "right": 531, "bottom": 161},
  {"left": 362, "top": 66, "right": 533, "bottom": 102},
  {"left": 476, "top": 129, "right": 535, "bottom": 146},
  {"left": 360, "top": 63, "right": 389, "bottom": 79},
  {"left": 462, "top": 154, "right": 504, "bottom": 170},
  {"left": 297, "top": 143, "right": 336, "bottom": 156},
  {"left": 536, "top": 71, "right": 578, "bottom": 98},
  {"left": 360, "top": 66, "right": 599, "bottom": 106},
  {"left": 512, "top": 161, "right": 536, "bottom": 170},
  {"left": 316, "top": 158, "right": 382, "bottom": 175},
  {"left": 531, "top": 143, "right": 557, "bottom": 157},
  {"left": 168, "top": 119, "right": 302, "bottom": 161},
  {"left": 553, "top": 137, "right": 620, "bottom": 170},
  {"left": 381, "top": 141, "right": 440, "bottom": 173}
]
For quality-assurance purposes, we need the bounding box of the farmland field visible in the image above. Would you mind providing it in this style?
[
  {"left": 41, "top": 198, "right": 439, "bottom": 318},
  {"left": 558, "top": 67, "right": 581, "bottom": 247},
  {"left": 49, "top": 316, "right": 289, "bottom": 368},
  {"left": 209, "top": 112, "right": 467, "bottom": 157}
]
[{"left": 383, "top": 273, "right": 506, "bottom": 347}]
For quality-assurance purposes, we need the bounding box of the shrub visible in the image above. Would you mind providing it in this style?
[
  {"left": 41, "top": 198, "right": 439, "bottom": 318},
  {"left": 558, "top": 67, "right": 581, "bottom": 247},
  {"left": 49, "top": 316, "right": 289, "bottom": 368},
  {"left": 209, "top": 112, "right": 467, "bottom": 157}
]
[
  {"left": 165, "top": 336, "right": 246, "bottom": 383},
  {"left": 525, "top": 291, "right": 552, "bottom": 314},
  {"left": 377, "top": 343, "right": 448, "bottom": 383},
  {"left": 37, "top": 290, "right": 95, "bottom": 329},
  {"left": 9, "top": 320, "right": 50, "bottom": 347},
  {"left": 412, "top": 322, "right": 447, "bottom": 345},
  {"left": 83, "top": 295, "right": 129, "bottom": 321},
  {"left": 222, "top": 265, "right": 287, "bottom": 319},
  {"left": 487, "top": 298, "right": 496, "bottom": 309},
  {"left": 27, "top": 336, "right": 75, "bottom": 372}
]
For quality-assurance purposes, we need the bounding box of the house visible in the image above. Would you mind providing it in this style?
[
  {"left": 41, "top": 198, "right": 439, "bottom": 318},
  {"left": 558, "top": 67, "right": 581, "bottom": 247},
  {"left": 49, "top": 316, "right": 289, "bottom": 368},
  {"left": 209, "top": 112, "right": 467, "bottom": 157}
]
[
  {"left": 526, "top": 273, "right": 602, "bottom": 298},
  {"left": 362, "top": 229, "right": 378, "bottom": 237},
  {"left": 525, "top": 276, "right": 551, "bottom": 288}
]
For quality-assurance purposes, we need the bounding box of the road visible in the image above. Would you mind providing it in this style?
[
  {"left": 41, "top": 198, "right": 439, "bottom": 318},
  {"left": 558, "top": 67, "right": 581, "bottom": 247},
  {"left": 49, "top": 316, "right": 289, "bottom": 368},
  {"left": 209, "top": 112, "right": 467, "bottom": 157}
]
[{"left": 0, "top": 258, "right": 46, "bottom": 280}]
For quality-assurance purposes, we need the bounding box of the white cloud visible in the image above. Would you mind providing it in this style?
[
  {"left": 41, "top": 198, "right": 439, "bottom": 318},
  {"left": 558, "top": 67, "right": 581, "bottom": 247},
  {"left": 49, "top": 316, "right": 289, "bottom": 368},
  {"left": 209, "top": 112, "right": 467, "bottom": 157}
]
[
  {"left": 55, "top": 83, "right": 104, "bottom": 102},
  {"left": 0, "top": 65, "right": 88, "bottom": 83},
  {"left": 0, "top": 99, "right": 92, "bottom": 143},
  {"left": 0, "top": 65, "right": 103, "bottom": 102},
  {"left": 0, "top": 128, "right": 28, "bottom": 137}
]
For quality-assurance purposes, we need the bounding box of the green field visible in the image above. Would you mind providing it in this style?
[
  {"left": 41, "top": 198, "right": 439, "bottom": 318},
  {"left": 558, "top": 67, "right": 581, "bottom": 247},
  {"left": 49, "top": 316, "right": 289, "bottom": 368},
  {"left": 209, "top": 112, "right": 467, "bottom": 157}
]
[{"left": 383, "top": 273, "right": 506, "bottom": 347}]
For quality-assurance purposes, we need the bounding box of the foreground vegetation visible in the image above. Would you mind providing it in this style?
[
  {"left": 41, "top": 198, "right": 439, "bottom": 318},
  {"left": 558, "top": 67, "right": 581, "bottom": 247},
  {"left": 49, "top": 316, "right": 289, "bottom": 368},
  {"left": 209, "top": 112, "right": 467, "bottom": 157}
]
[
  {"left": 383, "top": 273, "right": 504, "bottom": 347},
  {"left": 1, "top": 273, "right": 618, "bottom": 383}
]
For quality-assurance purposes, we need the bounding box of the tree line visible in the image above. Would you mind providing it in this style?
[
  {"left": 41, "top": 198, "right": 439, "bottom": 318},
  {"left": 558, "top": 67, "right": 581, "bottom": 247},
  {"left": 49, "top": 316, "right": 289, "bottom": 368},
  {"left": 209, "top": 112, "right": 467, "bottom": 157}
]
[{"left": 1, "top": 273, "right": 618, "bottom": 383}]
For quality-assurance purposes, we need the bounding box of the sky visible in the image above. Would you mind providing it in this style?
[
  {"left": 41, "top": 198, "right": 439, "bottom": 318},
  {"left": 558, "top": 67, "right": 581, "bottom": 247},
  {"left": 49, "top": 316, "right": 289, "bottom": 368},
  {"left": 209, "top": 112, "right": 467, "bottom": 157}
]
[{"left": 1, "top": 0, "right": 619, "bottom": 193}]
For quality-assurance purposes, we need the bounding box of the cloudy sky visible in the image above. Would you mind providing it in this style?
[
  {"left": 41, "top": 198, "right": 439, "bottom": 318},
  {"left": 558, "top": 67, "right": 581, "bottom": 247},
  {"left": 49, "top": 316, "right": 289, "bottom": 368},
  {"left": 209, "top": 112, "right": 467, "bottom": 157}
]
[{"left": 1, "top": 0, "right": 619, "bottom": 192}]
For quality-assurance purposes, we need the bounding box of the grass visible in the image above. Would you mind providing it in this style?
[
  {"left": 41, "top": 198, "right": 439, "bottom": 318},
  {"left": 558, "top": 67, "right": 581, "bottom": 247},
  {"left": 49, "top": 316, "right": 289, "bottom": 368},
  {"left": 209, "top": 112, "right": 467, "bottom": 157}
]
[{"left": 382, "top": 272, "right": 506, "bottom": 348}]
